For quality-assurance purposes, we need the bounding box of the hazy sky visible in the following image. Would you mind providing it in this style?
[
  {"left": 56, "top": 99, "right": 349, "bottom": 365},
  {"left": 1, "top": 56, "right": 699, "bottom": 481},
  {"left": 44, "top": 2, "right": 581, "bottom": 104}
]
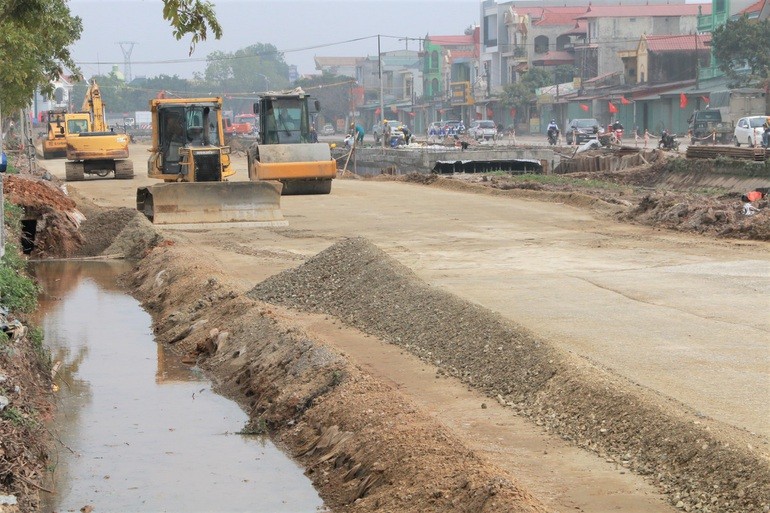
[{"left": 68, "top": 0, "right": 481, "bottom": 80}]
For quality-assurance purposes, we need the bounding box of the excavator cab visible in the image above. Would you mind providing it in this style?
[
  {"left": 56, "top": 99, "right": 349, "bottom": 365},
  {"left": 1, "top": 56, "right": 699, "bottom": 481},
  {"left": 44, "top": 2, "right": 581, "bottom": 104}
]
[
  {"left": 137, "top": 97, "right": 285, "bottom": 226},
  {"left": 41, "top": 109, "right": 68, "bottom": 159}
]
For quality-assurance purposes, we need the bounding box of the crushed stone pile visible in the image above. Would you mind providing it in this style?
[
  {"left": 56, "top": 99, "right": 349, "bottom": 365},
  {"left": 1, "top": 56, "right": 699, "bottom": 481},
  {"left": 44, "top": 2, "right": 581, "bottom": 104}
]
[{"left": 249, "top": 236, "right": 770, "bottom": 513}]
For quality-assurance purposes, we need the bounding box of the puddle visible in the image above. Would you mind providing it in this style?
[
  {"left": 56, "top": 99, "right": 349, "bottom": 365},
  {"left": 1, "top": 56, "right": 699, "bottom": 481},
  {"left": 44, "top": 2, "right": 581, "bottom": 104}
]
[{"left": 32, "top": 261, "right": 325, "bottom": 513}]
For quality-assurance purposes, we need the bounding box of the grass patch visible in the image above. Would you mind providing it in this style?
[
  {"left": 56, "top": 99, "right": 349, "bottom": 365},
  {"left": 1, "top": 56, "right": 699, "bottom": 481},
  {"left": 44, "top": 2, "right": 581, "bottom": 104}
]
[{"left": 494, "top": 172, "right": 623, "bottom": 190}]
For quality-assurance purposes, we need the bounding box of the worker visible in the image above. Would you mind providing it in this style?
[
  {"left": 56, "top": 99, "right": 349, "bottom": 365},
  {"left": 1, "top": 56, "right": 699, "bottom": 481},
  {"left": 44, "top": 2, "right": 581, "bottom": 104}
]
[
  {"left": 741, "top": 195, "right": 760, "bottom": 216},
  {"left": 402, "top": 125, "right": 412, "bottom": 145},
  {"left": 762, "top": 117, "right": 770, "bottom": 148},
  {"left": 351, "top": 122, "right": 365, "bottom": 145}
]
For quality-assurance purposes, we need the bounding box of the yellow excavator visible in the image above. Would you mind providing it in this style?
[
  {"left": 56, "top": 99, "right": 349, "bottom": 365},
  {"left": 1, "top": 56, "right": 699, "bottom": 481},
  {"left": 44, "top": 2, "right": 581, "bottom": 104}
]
[
  {"left": 247, "top": 88, "right": 336, "bottom": 195},
  {"left": 64, "top": 80, "right": 134, "bottom": 180},
  {"left": 41, "top": 108, "right": 68, "bottom": 159},
  {"left": 135, "top": 96, "right": 285, "bottom": 225}
]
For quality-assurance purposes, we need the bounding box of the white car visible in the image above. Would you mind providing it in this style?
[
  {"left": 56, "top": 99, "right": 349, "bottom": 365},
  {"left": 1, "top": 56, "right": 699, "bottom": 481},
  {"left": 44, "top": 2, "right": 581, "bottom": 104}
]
[
  {"left": 468, "top": 120, "right": 497, "bottom": 141},
  {"left": 733, "top": 116, "right": 766, "bottom": 147}
]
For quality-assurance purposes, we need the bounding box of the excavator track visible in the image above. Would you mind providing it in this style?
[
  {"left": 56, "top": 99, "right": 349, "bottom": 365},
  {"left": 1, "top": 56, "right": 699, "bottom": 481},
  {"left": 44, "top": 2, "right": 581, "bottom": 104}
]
[
  {"left": 114, "top": 160, "right": 134, "bottom": 179},
  {"left": 65, "top": 162, "right": 85, "bottom": 181}
]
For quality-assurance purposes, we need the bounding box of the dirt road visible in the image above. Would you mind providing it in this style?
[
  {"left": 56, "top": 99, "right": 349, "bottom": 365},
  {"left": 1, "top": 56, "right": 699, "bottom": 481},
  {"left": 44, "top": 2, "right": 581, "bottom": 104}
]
[{"left": 39, "top": 145, "right": 770, "bottom": 512}]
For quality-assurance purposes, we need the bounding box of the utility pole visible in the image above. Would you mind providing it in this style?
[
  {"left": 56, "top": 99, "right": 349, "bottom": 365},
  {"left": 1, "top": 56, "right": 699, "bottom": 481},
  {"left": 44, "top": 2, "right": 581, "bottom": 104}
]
[
  {"left": 378, "top": 34, "right": 385, "bottom": 148},
  {"left": 694, "top": 32, "right": 700, "bottom": 91}
]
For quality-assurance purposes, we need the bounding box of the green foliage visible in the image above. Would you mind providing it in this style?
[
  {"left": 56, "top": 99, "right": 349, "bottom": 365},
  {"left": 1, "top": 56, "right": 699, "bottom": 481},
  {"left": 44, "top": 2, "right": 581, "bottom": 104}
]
[
  {"left": 0, "top": 245, "right": 39, "bottom": 314},
  {"left": 496, "top": 172, "right": 623, "bottom": 190},
  {"left": 554, "top": 65, "right": 576, "bottom": 84},
  {"left": 240, "top": 417, "right": 268, "bottom": 435},
  {"left": 162, "top": 0, "right": 223, "bottom": 55},
  {"left": 712, "top": 16, "right": 770, "bottom": 86},
  {"left": 498, "top": 68, "right": 555, "bottom": 122},
  {"left": 0, "top": 0, "right": 83, "bottom": 110},
  {"left": 1, "top": 405, "right": 37, "bottom": 429},
  {"left": 29, "top": 326, "right": 50, "bottom": 368}
]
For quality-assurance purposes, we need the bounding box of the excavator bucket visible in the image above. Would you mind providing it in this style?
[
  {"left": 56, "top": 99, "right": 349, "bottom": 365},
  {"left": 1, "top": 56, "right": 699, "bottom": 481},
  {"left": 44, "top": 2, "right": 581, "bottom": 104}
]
[
  {"left": 136, "top": 181, "right": 287, "bottom": 226},
  {"left": 251, "top": 143, "right": 336, "bottom": 195}
]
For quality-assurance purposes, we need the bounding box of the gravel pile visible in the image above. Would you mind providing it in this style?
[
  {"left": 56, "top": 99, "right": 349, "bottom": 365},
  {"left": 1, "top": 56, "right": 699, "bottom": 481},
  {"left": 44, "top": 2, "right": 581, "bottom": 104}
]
[{"left": 249, "top": 236, "right": 770, "bottom": 513}]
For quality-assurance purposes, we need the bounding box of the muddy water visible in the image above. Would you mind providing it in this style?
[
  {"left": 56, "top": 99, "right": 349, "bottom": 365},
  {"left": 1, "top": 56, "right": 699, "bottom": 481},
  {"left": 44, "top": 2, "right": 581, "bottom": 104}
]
[{"left": 32, "top": 261, "right": 324, "bottom": 513}]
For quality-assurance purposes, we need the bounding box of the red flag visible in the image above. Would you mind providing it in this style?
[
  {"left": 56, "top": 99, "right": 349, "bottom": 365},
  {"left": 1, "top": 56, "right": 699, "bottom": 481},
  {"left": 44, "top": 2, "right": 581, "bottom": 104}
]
[
  {"left": 620, "top": 96, "right": 631, "bottom": 105},
  {"left": 679, "top": 93, "right": 688, "bottom": 109},
  {"left": 580, "top": 104, "right": 590, "bottom": 112},
  {"left": 700, "top": 96, "right": 710, "bottom": 104},
  {"left": 374, "top": 107, "right": 381, "bottom": 115},
  {"left": 608, "top": 101, "right": 618, "bottom": 114}
]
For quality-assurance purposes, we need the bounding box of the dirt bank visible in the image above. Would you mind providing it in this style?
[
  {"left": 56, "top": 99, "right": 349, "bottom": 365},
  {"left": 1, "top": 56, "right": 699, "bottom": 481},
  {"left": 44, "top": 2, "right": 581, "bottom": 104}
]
[
  {"left": 128, "top": 246, "right": 548, "bottom": 513},
  {"left": 248, "top": 237, "right": 769, "bottom": 513},
  {"left": 386, "top": 154, "right": 770, "bottom": 241}
]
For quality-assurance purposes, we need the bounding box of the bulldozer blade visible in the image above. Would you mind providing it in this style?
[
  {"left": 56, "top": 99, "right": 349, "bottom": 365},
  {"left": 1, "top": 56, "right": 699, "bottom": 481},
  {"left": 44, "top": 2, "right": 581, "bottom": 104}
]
[{"left": 136, "top": 181, "right": 287, "bottom": 226}]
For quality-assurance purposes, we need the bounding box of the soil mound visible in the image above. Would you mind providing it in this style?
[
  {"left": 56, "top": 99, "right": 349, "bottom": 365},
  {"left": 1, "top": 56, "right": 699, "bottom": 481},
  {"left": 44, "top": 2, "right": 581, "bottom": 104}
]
[
  {"left": 249, "top": 237, "right": 770, "bottom": 513},
  {"left": 75, "top": 208, "right": 160, "bottom": 259},
  {"left": 3, "top": 175, "right": 84, "bottom": 258}
]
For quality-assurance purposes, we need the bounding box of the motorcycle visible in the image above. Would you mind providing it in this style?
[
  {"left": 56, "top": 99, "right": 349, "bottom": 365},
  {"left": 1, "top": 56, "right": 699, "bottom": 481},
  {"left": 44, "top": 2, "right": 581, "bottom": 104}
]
[
  {"left": 658, "top": 131, "right": 680, "bottom": 151},
  {"left": 547, "top": 127, "right": 559, "bottom": 145}
]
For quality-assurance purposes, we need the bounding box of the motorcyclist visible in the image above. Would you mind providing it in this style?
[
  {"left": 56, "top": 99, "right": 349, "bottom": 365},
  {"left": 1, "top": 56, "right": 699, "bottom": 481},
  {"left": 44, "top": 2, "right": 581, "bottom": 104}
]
[
  {"left": 546, "top": 119, "right": 560, "bottom": 144},
  {"left": 659, "top": 129, "right": 677, "bottom": 150}
]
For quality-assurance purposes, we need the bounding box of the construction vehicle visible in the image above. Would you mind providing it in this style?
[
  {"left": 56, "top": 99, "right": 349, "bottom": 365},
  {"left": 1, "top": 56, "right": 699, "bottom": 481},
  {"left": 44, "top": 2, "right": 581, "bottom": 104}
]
[
  {"left": 247, "top": 88, "right": 336, "bottom": 195},
  {"left": 232, "top": 113, "right": 259, "bottom": 136},
  {"left": 64, "top": 80, "right": 134, "bottom": 180},
  {"left": 41, "top": 109, "right": 68, "bottom": 159},
  {"left": 135, "top": 96, "right": 285, "bottom": 225}
]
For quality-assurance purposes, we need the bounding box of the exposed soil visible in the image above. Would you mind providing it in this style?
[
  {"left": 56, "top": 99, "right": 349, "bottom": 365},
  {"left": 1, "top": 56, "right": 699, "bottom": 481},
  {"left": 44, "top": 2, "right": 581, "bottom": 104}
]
[
  {"left": 390, "top": 152, "right": 770, "bottom": 241},
  {"left": 3, "top": 146, "right": 770, "bottom": 512}
]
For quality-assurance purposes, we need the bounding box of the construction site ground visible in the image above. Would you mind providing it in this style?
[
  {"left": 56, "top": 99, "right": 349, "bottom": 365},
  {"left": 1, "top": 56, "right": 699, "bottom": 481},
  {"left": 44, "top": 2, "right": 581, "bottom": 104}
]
[{"left": 4, "top": 141, "right": 769, "bottom": 513}]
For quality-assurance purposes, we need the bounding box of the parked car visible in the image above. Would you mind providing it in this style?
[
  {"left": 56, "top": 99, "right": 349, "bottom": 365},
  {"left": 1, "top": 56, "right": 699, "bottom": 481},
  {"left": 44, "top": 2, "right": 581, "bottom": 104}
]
[
  {"left": 320, "top": 124, "right": 336, "bottom": 136},
  {"left": 566, "top": 118, "right": 603, "bottom": 145},
  {"left": 468, "top": 120, "right": 497, "bottom": 141},
  {"left": 372, "top": 120, "right": 406, "bottom": 143},
  {"left": 733, "top": 116, "right": 766, "bottom": 147}
]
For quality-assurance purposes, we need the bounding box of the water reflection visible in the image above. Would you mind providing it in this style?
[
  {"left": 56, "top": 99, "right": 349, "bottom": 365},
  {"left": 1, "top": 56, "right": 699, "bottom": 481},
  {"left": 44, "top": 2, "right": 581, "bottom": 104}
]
[{"left": 32, "top": 261, "right": 324, "bottom": 513}]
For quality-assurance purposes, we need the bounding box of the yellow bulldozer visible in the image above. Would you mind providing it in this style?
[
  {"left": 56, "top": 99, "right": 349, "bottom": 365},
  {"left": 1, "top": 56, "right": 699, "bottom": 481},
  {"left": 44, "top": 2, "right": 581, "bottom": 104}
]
[
  {"left": 135, "top": 96, "right": 285, "bottom": 226},
  {"left": 64, "top": 80, "right": 134, "bottom": 181},
  {"left": 41, "top": 108, "right": 68, "bottom": 159},
  {"left": 247, "top": 88, "right": 336, "bottom": 195}
]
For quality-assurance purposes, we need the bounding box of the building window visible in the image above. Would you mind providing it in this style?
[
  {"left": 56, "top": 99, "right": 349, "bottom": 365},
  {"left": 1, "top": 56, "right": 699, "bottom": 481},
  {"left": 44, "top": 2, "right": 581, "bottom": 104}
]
[
  {"left": 431, "top": 50, "right": 439, "bottom": 70},
  {"left": 534, "top": 35, "right": 549, "bottom": 54},
  {"left": 431, "top": 78, "right": 439, "bottom": 96},
  {"left": 405, "top": 75, "right": 413, "bottom": 100},
  {"left": 484, "top": 15, "right": 498, "bottom": 47}
]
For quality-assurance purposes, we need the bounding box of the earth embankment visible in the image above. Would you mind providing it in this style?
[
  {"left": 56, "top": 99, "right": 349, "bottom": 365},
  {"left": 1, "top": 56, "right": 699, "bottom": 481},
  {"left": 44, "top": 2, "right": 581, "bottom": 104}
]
[
  {"left": 248, "top": 236, "right": 770, "bottom": 513},
  {"left": 128, "top": 245, "right": 549, "bottom": 513}
]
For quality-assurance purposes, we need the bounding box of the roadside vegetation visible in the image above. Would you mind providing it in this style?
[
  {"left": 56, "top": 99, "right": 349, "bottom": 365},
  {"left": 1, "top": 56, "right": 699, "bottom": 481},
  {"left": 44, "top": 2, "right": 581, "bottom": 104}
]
[{"left": 0, "top": 156, "right": 50, "bottom": 512}]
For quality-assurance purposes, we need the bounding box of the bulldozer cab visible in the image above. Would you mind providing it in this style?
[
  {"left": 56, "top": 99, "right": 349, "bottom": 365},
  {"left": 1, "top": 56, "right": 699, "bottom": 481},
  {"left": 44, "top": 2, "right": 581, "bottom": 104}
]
[
  {"left": 256, "top": 93, "right": 318, "bottom": 145},
  {"left": 157, "top": 103, "right": 222, "bottom": 178}
]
